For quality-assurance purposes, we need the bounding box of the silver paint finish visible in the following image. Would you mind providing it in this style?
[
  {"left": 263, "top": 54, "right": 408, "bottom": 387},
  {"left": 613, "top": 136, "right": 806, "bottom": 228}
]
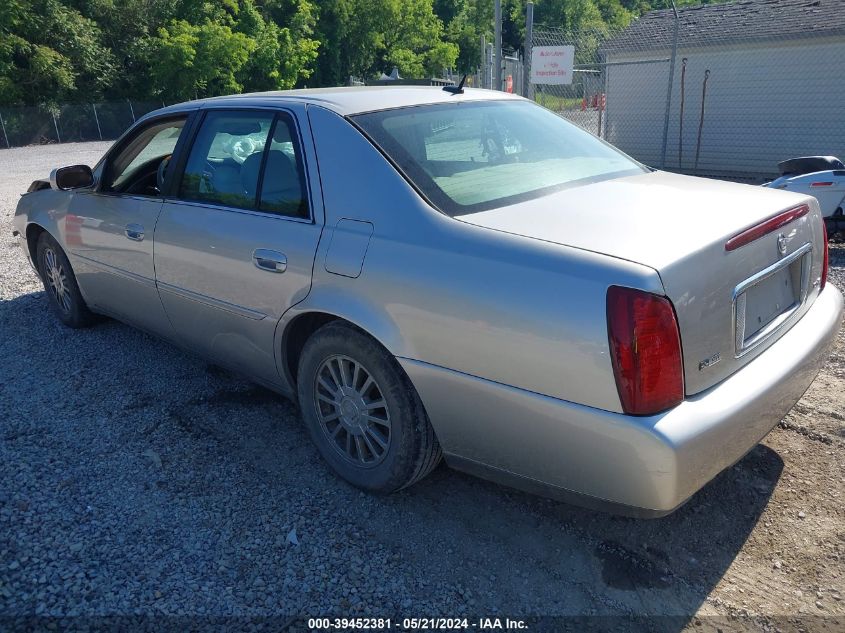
[
  {"left": 65, "top": 192, "right": 174, "bottom": 336},
  {"left": 324, "top": 219, "right": 374, "bottom": 279},
  {"left": 297, "top": 105, "right": 664, "bottom": 412},
  {"left": 152, "top": 103, "right": 323, "bottom": 386},
  {"left": 157, "top": 86, "right": 524, "bottom": 119},
  {"left": 12, "top": 88, "right": 842, "bottom": 514},
  {"left": 403, "top": 284, "right": 842, "bottom": 513},
  {"left": 154, "top": 200, "right": 321, "bottom": 385},
  {"left": 460, "top": 170, "right": 825, "bottom": 395}
]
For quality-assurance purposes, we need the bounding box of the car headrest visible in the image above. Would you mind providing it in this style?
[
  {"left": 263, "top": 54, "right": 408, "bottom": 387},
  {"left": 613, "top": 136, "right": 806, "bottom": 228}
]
[
  {"left": 240, "top": 151, "right": 264, "bottom": 199},
  {"left": 241, "top": 150, "right": 299, "bottom": 200},
  {"left": 262, "top": 150, "right": 299, "bottom": 196}
]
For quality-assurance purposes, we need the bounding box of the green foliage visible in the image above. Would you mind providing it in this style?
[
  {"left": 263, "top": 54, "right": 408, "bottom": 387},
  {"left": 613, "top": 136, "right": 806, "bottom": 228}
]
[
  {"left": 0, "top": 0, "right": 116, "bottom": 105},
  {"left": 0, "top": 0, "right": 711, "bottom": 106},
  {"left": 312, "top": 0, "right": 458, "bottom": 85},
  {"left": 1, "top": 0, "right": 319, "bottom": 105}
]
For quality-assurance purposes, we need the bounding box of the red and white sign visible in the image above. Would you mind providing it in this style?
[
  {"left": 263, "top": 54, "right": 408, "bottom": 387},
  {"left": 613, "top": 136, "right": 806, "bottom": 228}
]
[{"left": 530, "top": 45, "right": 575, "bottom": 85}]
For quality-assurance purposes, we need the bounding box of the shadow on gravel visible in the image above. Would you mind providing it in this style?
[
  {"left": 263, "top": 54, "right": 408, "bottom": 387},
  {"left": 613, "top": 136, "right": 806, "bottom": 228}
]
[
  {"left": 394, "top": 444, "right": 783, "bottom": 625},
  {"left": 1, "top": 289, "right": 783, "bottom": 626}
]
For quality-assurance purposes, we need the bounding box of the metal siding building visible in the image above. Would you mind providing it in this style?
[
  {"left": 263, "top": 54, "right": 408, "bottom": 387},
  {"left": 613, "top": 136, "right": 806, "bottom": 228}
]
[{"left": 602, "top": 0, "right": 845, "bottom": 180}]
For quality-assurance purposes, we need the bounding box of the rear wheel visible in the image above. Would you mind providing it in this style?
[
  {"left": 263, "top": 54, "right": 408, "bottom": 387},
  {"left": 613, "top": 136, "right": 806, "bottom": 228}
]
[
  {"left": 36, "top": 232, "right": 97, "bottom": 328},
  {"left": 297, "top": 321, "right": 441, "bottom": 492}
]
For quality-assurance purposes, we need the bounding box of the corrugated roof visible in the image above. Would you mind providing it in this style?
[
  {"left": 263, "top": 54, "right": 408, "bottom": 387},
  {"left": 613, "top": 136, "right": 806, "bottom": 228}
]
[{"left": 604, "top": 0, "right": 845, "bottom": 53}]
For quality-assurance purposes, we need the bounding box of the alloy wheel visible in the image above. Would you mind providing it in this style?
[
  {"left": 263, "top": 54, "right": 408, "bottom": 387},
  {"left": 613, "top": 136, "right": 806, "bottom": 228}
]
[
  {"left": 44, "top": 247, "right": 71, "bottom": 314},
  {"left": 314, "top": 354, "right": 391, "bottom": 467}
]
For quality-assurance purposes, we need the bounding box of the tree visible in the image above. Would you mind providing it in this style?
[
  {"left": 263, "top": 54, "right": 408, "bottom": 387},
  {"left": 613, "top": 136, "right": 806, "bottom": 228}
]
[
  {"left": 0, "top": 0, "right": 699, "bottom": 107},
  {"left": 313, "top": 0, "right": 457, "bottom": 84},
  {"left": 0, "top": 0, "right": 115, "bottom": 105},
  {"left": 149, "top": 20, "right": 254, "bottom": 101}
]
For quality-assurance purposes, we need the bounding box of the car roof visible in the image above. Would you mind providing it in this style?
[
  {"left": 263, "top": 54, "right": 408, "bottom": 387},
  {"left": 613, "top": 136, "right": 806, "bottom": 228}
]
[{"left": 153, "top": 86, "right": 525, "bottom": 118}]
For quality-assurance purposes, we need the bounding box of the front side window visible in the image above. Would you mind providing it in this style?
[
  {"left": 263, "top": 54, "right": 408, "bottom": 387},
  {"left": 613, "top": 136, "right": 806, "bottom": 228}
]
[
  {"left": 353, "top": 100, "right": 646, "bottom": 216},
  {"left": 102, "top": 117, "right": 186, "bottom": 195},
  {"left": 179, "top": 110, "right": 309, "bottom": 217}
]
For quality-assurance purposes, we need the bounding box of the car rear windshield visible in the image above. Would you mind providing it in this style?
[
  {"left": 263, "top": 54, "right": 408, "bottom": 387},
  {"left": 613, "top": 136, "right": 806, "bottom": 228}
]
[{"left": 352, "top": 100, "right": 646, "bottom": 216}]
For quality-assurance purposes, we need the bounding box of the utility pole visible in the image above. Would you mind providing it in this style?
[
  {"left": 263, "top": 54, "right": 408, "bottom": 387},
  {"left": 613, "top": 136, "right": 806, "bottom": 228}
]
[
  {"left": 524, "top": 2, "right": 534, "bottom": 98},
  {"left": 494, "top": 0, "right": 502, "bottom": 91},
  {"left": 480, "top": 35, "right": 487, "bottom": 88},
  {"left": 659, "top": 0, "right": 680, "bottom": 169},
  {"left": 0, "top": 112, "right": 9, "bottom": 149}
]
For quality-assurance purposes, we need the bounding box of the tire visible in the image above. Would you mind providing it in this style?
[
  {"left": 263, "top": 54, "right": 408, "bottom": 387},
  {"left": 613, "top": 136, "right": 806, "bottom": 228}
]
[
  {"left": 36, "top": 232, "right": 97, "bottom": 328},
  {"left": 297, "top": 321, "right": 441, "bottom": 492}
]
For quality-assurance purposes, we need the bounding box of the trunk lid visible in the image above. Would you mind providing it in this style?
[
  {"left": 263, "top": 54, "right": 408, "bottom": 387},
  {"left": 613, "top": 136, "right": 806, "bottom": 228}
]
[{"left": 458, "top": 170, "right": 826, "bottom": 395}]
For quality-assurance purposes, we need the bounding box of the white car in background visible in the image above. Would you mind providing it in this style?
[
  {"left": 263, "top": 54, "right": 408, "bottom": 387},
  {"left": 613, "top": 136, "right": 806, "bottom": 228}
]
[{"left": 765, "top": 156, "right": 845, "bottom": 235}]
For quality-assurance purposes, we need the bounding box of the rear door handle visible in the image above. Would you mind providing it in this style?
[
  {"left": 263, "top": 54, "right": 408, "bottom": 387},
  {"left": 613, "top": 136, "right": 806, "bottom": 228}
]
[
  {"left": 125, "top": 223, "right": 145, "bottom": 241},
  {"left": 253, "top": 249, "right": 287, "bottom": 273}
]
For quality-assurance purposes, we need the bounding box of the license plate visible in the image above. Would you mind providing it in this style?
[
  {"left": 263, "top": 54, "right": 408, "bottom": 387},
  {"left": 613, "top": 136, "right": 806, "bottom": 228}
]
[
  {"left": 743, "top": 265, "right": 797, "bottom": 339},
  {"left": 733, "top": 243, "right": 812, "bottom": 356}
]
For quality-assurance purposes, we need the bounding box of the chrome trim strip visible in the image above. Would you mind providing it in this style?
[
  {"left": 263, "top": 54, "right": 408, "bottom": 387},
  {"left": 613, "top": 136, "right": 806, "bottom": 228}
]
[
  {"left": 731, "top": 242, "right": 813, "bottom": 358},
  {"left": 156, "top": 280, "right": 267, "bottom": 320},
  {"left": 73, "top": 253, "right": 157, "bottom": 289},
  {"left": 162, "top": 199, "right": 314, "bottom": 225},
  {"left": 165, "top": 105, "right": 317, "bottom": 223},
  {"left": 77, "top": 191, "right": 163, "bottom": 203}
]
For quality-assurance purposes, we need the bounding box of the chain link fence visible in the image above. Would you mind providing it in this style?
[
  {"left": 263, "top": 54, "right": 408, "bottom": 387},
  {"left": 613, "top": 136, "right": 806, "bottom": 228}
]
[
  {"left": 0, "top": 101, "right": 165, "bottom": 149},
  {"left": 528, "top": 1, "right": 845, "bottom": 182}
]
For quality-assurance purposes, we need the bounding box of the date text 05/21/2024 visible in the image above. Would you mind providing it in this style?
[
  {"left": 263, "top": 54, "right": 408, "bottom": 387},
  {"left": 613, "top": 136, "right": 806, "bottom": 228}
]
[{"left": 307, "top": 618, "right": 528, "bottom": 630}]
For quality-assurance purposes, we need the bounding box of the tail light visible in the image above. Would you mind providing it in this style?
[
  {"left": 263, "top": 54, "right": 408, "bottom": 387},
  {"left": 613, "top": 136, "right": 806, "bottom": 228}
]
[
  {"left": 821, "top": 218, "right": 829, "bottom": 291},
  {"left": 607, "top": 286, "right": 684, "bottom": 416}
]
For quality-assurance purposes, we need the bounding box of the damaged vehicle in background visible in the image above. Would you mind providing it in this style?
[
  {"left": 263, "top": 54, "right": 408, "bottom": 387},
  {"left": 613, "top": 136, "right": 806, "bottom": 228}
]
[
  {"left": 765, "top": 156, "right": 845, "bottom": 237},
  {"left": 11, "top": 87, "right": 843, "bottom": 517}
]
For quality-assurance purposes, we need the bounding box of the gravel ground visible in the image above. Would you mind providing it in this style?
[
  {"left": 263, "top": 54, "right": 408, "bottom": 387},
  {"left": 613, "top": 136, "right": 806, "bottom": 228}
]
[{"left": 0, "top": 142, "right": 843, "bottom": 631}]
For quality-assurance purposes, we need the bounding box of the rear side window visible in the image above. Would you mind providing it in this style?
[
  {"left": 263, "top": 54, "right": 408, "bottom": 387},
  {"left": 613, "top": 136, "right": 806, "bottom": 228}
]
[
  {"left": 178, "top": 110, "right": 309, "bottom": 218},
  {"left": 258, "top": 117, "right": 309, "bottom": 218}
]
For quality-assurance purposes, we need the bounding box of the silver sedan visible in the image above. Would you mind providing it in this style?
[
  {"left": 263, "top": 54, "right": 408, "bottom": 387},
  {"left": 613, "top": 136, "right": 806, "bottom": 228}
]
[{"left": 12, "top": 87, "right": 843, "bottom": 517}]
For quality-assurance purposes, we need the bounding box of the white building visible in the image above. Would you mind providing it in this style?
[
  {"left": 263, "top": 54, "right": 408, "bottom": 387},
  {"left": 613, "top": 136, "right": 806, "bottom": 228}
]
[{"left": 601, "top": 0, "right": 845, "bottom": 180}]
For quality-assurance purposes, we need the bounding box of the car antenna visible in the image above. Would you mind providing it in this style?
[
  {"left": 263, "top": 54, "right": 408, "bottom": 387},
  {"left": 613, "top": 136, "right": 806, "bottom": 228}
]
[{"left": 443, "top": 74, "right": 467, "bottom": 95}]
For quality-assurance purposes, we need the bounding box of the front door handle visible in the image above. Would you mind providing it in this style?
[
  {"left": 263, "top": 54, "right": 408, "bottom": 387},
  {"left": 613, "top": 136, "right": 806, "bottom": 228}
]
[
  {"left": 125, "top": 223, "right": 145, "bottom": 241},
  {"left": 253, "top": 248, "right": 287, "bottom": 273}
]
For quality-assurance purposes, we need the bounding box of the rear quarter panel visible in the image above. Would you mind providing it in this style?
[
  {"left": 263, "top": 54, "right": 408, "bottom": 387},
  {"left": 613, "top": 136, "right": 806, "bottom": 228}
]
[{"left": 285, "top": 105, "right": 666, "bottom": 413}]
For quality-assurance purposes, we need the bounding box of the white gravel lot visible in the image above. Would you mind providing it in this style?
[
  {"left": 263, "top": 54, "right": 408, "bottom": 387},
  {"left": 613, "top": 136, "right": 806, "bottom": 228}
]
[{"left": 0, "top": 142, "right": 843, "bottom": 631}]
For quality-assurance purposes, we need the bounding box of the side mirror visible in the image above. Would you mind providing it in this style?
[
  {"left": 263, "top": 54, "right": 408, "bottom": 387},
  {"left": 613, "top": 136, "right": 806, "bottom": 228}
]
[{"left": 50, "top": 165, "right": 94, "bottom": 191}]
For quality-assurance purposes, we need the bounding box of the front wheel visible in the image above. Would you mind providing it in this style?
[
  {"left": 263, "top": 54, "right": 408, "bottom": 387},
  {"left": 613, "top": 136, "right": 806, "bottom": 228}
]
[
  {"left": 297, "top": 321, "right": 441, "bottom": 492},
  {"left": 36, "top": 232, "right": 97, "bottom": 328}
]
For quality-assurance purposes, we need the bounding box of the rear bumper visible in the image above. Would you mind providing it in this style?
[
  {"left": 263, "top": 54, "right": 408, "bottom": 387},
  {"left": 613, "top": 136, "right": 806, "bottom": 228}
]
[{"left": 400, "top": 284, "right": 843, "bottom": 517}]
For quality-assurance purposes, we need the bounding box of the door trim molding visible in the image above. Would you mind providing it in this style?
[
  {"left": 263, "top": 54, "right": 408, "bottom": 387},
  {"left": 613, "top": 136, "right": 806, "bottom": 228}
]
[
  {"left": 73, "top": 253, "right": 157, "bottom": 289},
  {"left": 156, "top": 280, "right": 267, "bottom": 320}
]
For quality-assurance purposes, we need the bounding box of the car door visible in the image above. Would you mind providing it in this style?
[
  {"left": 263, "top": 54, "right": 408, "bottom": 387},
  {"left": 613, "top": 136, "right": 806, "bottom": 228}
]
[
  {"left": 153, "top": 106, "right": 323, "bottom": 386},
  {"left": 68, "top": 114, "right": 192, "bottom": 336}
]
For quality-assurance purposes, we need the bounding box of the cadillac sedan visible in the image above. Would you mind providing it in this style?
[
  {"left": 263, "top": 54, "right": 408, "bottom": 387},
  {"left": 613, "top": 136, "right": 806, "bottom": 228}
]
[{"left": 12, "top": 87, "right": 843, "bottom": 517}]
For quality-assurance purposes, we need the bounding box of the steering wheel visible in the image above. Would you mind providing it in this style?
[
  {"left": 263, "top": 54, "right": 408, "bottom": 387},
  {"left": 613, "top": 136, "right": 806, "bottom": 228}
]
[{"left": 156, "top": 154, "right": 172, "bottom": 192}]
